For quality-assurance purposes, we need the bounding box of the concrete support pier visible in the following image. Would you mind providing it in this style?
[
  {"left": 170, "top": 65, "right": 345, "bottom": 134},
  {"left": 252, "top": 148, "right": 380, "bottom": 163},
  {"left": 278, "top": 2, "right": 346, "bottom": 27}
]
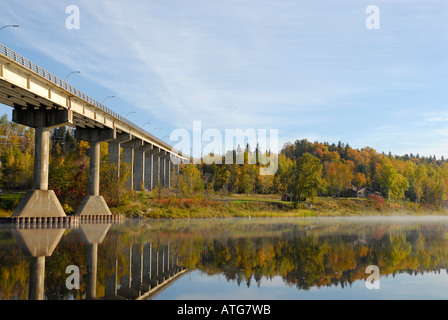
[
  {"left": 144, "top": 149, "right": 154, "bottom": 191},
  {"left": 152, "top": 148, "right": 161, "bottom": 188},
  {"left": 33, "top": 127, "right": 50, "bottom": 190},
  {"left": 121, "top": 139, "right": 144, "bottom": 191},
  {"left": 163, "top": 153, "right": 171, "bottom": 189},
  {"left": 108, "top": 133, "right": 132, "bottom": 182},
  {"left": 12, "top": 108, "right": 72, "bottom": 218},
  {"left": 75, "top": 128, "right": 116, "bottom": 215},
  {"left": 159, "top": 151, "right": 166, "bottom": 188},
  {"left": 133, "top": 143, "right": 152, "bottom": 191}
]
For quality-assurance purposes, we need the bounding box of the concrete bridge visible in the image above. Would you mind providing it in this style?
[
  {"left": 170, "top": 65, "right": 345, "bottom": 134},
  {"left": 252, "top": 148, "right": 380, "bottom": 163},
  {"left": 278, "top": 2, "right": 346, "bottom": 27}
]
[{"left": 0, "top": 42, "right": 188, "bottom": 218}]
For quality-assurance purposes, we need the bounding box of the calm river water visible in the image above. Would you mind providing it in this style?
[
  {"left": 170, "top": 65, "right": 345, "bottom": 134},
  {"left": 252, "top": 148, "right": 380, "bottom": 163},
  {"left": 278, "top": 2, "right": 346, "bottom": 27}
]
[{"left": 1, "top": 216, "right": 448, "bottom": 300}]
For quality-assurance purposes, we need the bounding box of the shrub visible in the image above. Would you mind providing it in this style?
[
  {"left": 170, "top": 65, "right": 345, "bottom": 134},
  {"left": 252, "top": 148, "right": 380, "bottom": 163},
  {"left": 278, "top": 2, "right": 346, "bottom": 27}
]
[{"left": 367, "top": 194, "right": 386, "bottom": 211}]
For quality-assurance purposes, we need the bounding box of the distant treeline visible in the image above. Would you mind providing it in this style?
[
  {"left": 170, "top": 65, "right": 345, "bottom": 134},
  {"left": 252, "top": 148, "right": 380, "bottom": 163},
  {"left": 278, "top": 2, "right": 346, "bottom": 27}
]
[{"left": 198, "top": 138, "right": 448, "bottom": 209}]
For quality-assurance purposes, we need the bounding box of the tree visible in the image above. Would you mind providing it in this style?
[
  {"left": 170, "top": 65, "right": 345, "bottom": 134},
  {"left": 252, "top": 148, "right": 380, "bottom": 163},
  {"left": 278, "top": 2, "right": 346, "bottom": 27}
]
[
  {"left": 290, "top": 153, "right": 322, "bottom": 204},
  {"left": 325, "top": 161, "right": 354, "bottom": 197},
  {"left": 375, "top": 157, "right": 409, "bottom": 204},
  {"left": 273, "top": 154, "right": 294, "bottom": 194},
  {"left": 412, "top": 164, "right": 427, "bottom": 204},
  {"left": 257, "top": 174, "right": 274, "bottom": 194},
  {"left": 178, "top": 164, "right": 204, "bottom": 197},
  {"left": 352, "top": 172, "right": 368, "bottom": 189}
]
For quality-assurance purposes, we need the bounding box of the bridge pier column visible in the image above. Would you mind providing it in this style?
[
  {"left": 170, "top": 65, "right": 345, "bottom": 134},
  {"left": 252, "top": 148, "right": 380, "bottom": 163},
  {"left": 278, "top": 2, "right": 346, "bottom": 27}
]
[
  {"left": 144, "top": 149, "right": 154, "bottom": 191},
  {"left": 121, "top": 139, "right": 144, "bottom": 191},
  {"left": 163, "top": 154, "right": 171, "bottom": 189},
  {"left": 152, "top": 148, "right": 161, "bottom": 188},
  {"left": 33, "top": 127, "right": 50, "bottom": 190},
  {"left": 74, "top": 128, "right": 116, "bottom": 215},
  {"left": 108, "top": 133, "right": 132, "bottom": 182},
  {"left": 133, "top": 143, "right": 152, "bottom": 191},
  {"left": 159, "top": 151, "right": 166, "bottom": 188},
  {"left": 12, "top": 108, "right": 72, "bottom": 218}
]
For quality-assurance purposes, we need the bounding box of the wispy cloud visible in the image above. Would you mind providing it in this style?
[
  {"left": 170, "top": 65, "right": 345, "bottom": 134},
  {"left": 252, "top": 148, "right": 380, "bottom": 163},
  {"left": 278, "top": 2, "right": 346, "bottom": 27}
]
[{"left": 1, "top": 0, "right": 447, "bottom": 157}]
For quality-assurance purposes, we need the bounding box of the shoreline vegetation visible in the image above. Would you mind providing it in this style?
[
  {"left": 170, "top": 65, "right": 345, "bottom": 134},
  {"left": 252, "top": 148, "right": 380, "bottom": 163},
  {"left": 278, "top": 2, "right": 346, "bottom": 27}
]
[
  {"left": 0, "top": 191, "right": 447, "bottom": 219},
  {"left": 112, "top": 192, "right": 448, "bottom": 218}
]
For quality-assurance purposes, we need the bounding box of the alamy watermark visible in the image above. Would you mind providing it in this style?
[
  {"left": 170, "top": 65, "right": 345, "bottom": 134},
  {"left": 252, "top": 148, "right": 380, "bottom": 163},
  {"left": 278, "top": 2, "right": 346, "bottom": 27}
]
[
  {"left": 65, "top": 265, "right": 80, "bottom": 290},
  {"left": 169, "top": 121, "right": 278, "bottom": 176},
  {"left": 365, "top": 5, "right": 380, "bottom": 30},
  {"left": 365, "top": 265, "right": 380, "bottom": 289},
  {"left": 66, "top": 5, "right": 80, "bottom": 30}
]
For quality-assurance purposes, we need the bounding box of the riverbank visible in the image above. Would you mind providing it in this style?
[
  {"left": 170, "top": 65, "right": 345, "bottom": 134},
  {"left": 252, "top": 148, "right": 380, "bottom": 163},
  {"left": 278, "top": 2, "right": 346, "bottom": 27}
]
[
  {"left": 1, "top": 191, "right": 446, "bottom": 218},
  {"left": 111, "top": 192, "right": 448, "bottom": 218}
]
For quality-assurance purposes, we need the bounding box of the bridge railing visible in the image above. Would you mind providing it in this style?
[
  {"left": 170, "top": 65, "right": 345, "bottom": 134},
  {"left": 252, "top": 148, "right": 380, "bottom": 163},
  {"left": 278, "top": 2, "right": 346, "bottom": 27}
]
[{"left": 0, "top": 42, "right": 182, "bottom": 156}]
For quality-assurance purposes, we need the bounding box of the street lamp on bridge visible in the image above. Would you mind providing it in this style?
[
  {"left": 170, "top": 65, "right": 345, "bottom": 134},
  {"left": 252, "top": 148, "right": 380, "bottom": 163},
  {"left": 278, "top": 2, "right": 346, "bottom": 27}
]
[
  {"left": 101, "top": 96, "right": 115, "bottom": 105},
  {"left": 64, "top": 71, "right": 81, "bottom": 82},
  {"left": 0, "top": 25, "right": 20, "bottom": 31},
  {"left": 125, "top": 111, "right": 136, "bottom": 119}
]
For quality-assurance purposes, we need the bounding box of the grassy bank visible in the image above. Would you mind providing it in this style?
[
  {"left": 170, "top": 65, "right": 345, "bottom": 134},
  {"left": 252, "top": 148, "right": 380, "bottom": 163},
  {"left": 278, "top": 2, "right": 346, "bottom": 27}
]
[
  {"left": 0, "top": 192, "right": 25, "bottom": 217},
  {"left": 111, "top": 192, "right": 448, "bottom": 218},
  {"left": 1, "top": 191, "right": 446, "bottom": 218}
]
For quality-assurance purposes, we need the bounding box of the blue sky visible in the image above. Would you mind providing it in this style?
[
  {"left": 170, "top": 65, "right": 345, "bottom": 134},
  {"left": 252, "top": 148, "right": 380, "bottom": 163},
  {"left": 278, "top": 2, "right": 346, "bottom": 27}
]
[{"left": 0, "top": 0, "right": 447, "bottom": 158}]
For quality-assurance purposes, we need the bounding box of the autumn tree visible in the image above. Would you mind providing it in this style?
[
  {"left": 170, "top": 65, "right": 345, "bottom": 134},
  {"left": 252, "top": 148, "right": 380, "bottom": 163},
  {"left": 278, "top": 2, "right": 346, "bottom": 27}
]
[
  {"left": 411, "top": 164, "right": 427, "bottom": 204},
  {"left": 325, "top": 161, "right": 354, "bottom": 197}
]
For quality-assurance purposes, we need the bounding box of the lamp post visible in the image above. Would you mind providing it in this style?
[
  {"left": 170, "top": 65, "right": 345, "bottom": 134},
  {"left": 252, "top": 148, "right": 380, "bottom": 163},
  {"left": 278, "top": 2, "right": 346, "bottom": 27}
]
[
  {"left": 125, "top": 111, "right": 136, "bottom": 119},
  {"left": 142, "top": 122, "right": 151, "bottom": 127},
  {"left": 64, "top": 71, "right": 80, "bottom": 82},
  {"left": 102, "top": 96, "right": 115, "bottom": 104},
  {"left": 0, "top": 25, "right": 20, "bottom": 31}
]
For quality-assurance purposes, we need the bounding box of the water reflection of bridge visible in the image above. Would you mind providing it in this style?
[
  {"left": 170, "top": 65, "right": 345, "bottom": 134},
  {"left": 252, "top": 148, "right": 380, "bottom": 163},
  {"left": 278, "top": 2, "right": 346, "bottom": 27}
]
[
  {"left": 113, "top": 242, "right": 187, "bottom": 300},
  {"left": 9, "top": 218, "right": 186, "bottom": 300}
]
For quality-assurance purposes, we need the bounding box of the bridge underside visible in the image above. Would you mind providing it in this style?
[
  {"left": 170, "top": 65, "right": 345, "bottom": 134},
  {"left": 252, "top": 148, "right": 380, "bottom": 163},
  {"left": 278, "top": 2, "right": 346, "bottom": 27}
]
[
  {"left": 0, "top": 73, "right": 182, "bottom": 219},
  {"left": 0, "top": 79, "right": 127, "bottom": 131}
]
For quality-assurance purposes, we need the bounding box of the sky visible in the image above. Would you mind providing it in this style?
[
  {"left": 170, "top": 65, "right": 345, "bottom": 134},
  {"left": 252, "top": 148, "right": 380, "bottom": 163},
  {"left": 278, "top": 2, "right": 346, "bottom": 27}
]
[{"left": 0, "top": 0, "right": 447, "bottom": 158}]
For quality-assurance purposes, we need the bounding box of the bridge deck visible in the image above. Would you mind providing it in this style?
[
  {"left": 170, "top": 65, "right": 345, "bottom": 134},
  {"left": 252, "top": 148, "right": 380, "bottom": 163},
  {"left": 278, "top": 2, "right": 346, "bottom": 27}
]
[{"left": 0, "top": 42, "right": 187, "bottom": 160}]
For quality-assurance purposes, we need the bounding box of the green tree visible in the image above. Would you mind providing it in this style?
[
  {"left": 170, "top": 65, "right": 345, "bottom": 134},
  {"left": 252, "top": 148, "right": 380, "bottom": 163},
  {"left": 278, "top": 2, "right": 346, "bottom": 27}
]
[
  {"left": 179, "top": 164, "right": 204, "bottom": 197},
  {"left": 375, "top": 157, "right": 409, "bottom": 204},
  {"left": 289, "top": 153, "right": 322, "bottom": 204},
  {"left": 273, "top": 154, "right": 294, "bottom": 194}
]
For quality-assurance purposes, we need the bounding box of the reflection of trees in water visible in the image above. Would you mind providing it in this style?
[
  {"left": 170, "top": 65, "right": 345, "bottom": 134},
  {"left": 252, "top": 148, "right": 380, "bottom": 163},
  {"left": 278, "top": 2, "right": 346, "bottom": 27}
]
[
  {"left": 197, "top": 225, "right": 448, "bottom": 290},
  {"left": 2, "top": 220, "right": 448, "bottom": 299},
  {"left": 0, "top": 246, "right": 28, "bottom": 300}
]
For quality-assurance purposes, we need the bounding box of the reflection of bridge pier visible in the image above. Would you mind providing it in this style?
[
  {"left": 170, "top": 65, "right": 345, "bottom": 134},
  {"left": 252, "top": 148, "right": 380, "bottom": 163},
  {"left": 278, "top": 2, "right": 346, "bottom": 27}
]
[
  {"left": 107, "top": 240, "right": 186, "bottom": 299},
  {"left": 78, "top": 223, "right": 112, "bottom": 299},
  {"left": 12, "top": 226, "right": 66, "bottom": 300}
]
